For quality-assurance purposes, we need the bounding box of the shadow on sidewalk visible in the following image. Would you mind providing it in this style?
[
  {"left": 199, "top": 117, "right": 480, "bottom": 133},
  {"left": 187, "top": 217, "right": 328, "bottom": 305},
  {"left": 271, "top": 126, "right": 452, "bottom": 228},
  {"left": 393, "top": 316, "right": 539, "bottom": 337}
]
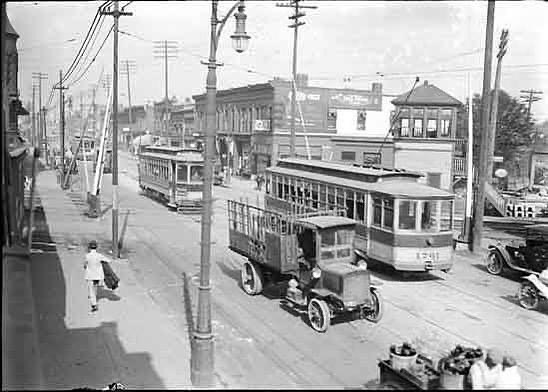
[{"left": 29, "top": 207, "right": 165, "bottom": 389}]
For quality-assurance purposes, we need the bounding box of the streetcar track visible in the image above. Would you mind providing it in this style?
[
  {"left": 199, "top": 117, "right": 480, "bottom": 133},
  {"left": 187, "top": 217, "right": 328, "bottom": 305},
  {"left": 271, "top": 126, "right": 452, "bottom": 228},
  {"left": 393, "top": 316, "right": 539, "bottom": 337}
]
[
  {"left": 118, "top": 158, "right": 547, "bottom": 387},
  {"left": 129, "top": 225, "right": 353, "bottom": 388}
]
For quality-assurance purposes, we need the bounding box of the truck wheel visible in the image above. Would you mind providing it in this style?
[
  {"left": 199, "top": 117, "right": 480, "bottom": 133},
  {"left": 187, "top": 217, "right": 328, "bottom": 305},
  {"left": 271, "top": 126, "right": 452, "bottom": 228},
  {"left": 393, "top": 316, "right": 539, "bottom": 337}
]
[
  {"left": 241, "top": 261, "right": 264, "bottom": 295},
  {"left": 363, "top": 288, "right": 384, "bottom": 323},
  {"left": 518, "top": 282, "right": 539, "bottom": 310},
  {"left": 486, "top": 251, "right": 504, "bottom": 275},
  {"left": 307, "top": 298, "right": 330, "bottom": 332}
]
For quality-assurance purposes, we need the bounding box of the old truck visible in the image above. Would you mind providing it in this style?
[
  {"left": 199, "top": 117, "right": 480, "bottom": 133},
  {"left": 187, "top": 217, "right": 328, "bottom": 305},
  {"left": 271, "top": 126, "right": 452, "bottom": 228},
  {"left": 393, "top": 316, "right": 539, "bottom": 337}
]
[{"left": 227, "top": 200, "right": 383, "bottom": 332}]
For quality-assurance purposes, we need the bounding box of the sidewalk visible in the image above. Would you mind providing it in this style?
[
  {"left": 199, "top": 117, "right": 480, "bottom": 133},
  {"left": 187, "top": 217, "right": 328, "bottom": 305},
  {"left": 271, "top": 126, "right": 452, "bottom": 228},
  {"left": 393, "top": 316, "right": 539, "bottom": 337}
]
[{"left": 10, "top": 169, "right": 192, "bottom": 389}]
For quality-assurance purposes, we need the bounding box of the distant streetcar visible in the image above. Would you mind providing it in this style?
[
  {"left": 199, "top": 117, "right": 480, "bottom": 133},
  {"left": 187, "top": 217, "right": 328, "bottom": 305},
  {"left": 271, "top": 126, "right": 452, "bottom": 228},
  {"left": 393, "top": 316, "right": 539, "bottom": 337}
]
[
  {"left": 137, "top": 145, "right": 204, "bottom": 213},
  {"left": 264, "top": 158, "right": 456, "bottom": 273}
]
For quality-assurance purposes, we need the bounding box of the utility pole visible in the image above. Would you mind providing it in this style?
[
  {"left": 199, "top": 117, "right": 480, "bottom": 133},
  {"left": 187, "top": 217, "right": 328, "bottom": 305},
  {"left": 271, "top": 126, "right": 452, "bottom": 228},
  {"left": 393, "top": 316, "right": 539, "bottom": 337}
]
[
  {"left": 520, "top": 89, "right": 543, "bottom": 122},
  {"left": 464, "top": 72, "right": 474, "bottom": 248},
  {"left": 32, "top": 72, "right": 48, "bottom": 159},
  {"left": 31, "top": 84, "right": 37, "bottom": 146},
  {"left": 120, "top": 60, "right": 136, "bottom": 148},
  {"left": 54, "top": 70, "right": 68, "bottom": 187},
  {"left": 486, "top": 29, "right": 509, "bottom": 183},
  {"left": 276, "top": 0, "right": 317, "bottom": 158},
  {"left": 101, "top": 0, "right": 132, "bottom": 258},
  {"left": 472, "top": 0, "right": 495, "bottom": 253},
  {"left": 153, "top": 40, "right": 178, "bottom": 138}
]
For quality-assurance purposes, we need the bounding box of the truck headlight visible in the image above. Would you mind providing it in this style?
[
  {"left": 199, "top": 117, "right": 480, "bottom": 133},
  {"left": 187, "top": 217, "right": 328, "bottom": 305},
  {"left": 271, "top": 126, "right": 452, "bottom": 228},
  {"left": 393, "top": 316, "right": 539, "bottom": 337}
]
[{"left": 312, "top": 267, "right": 322, "bottom": 279}]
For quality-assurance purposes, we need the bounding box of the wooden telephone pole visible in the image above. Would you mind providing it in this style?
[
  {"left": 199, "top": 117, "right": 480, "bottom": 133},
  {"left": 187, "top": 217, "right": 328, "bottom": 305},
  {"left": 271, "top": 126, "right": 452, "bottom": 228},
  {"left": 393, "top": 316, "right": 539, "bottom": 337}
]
[
  {"left": 276, "top": 0, "right": 317, "bottom": 158},
  {"left": 101, "top": 0, "right": 132, "bottom": 258},
  {"left": 520, "top": 89, "right": 543, "bottom": 121},
  {"left": 54, "top": 70, "right": 68, "bottom": 187},
  {"left": 120, "top": 60, "right": 136, "bottom": 147},
  {"left": 472, "top": 0, "right": 495, "bottom": 253},
  {"left": 485, "top": 29, "right": 509, "bottom": 182},
  {"left": 153, "top": 40, "right": 178, "bottom": 138}
]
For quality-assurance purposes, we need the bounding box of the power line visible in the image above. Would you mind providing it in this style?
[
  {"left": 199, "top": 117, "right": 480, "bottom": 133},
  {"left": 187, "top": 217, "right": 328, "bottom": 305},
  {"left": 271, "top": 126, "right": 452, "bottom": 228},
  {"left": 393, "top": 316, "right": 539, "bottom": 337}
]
[
  {"left": 47, "top": 1, "right": 113, "bottom": 106},
  {"left": 66, "top": 10, "right": 107, "bottom": 86},
  {"left": 59, "top": 2, "right": 108, "bottom": 85},
  {"left": 67, "top": 24, "right": 114, "bottom": 89}
]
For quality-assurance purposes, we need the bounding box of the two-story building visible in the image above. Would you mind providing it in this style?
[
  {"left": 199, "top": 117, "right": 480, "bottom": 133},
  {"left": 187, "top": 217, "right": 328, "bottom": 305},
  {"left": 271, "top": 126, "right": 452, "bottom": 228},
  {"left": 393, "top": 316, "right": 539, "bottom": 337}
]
[
  {"left": 330, "top": 80, "right": 463, "bottom": 191},
  {"left": 192, "top": 75, "right": 383, "bottom": 175},
  {"left": 168, "top": 101, "right": 195, "bottom": 147}
]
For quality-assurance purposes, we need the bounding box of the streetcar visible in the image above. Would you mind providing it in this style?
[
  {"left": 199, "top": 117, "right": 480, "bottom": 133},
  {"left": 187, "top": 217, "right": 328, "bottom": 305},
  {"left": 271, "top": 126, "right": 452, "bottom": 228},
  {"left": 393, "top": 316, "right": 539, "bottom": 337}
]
[
  {"left": 137, "top": 145, "right": 204, "bottom": 213},
  {"left": 264, "top": 158, "right": 456, "bottom": 273},
  {"left": 71, "top": 135, "right": 97, "bottom": 164}
]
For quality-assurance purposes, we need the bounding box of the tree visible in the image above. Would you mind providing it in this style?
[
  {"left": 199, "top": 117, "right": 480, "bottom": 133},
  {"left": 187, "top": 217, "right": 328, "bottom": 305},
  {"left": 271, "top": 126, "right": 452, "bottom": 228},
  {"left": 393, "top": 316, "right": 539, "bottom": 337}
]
[{"left": 458, "top": 90, "right": 538, "bottom": 166}]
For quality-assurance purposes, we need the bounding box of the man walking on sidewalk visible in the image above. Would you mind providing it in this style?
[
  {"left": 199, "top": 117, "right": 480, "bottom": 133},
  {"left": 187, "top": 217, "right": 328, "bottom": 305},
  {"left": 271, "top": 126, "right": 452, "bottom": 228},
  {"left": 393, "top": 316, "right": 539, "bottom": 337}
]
[{"left": 84, "top": 240, "right": 110, "bottom": 312}]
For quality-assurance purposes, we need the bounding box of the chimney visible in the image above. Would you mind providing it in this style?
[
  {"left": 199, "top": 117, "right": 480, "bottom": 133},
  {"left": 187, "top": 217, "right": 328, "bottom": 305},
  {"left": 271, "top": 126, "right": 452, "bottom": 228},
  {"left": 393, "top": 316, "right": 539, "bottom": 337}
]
[
  {"left": 424, "top": 80, "right": 429, "bottom": 86},
  {"left": 372, "top": 82, "right": 382, "bottom": 93}
]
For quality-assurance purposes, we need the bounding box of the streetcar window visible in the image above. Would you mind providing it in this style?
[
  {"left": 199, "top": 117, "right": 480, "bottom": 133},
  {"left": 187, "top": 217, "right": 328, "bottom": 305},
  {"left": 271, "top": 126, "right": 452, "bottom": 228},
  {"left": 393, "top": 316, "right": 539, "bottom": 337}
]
[
  {"left": 440, "top": 200, "right": 453, "bottom": 231},
  {"left": 398, "top": 200, "right": 417, "bottom": 230},
  {"left": 421, "top": 200, "right": 439, "bottom": 232},
  {"left": 190, "top": 166, "right": 203, "bottom": 181},
  {"left": 356, "top": 193, "right": 365, "bottom": 223},
  {"left": 383, "top": 199, "right": 394, "bottom": 230},
  {"left": 373, "top": 197, "right": 382, "bottom": 226},
  {"left": 346, "top": 193, "right": 355, "bottom": 220},
  {"left": 277, "top": 178, "right": 284, "bottom": 199},
  {"left": 177, "top": 164, "right": 188, "bottom": 182}
]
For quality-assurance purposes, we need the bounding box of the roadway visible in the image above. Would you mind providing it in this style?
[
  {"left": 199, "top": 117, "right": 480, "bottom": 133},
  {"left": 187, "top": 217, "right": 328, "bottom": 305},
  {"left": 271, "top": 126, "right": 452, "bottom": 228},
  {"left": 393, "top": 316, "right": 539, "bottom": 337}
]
[{"left": 99, "top": 151, "right": 547, "bottom": 388}]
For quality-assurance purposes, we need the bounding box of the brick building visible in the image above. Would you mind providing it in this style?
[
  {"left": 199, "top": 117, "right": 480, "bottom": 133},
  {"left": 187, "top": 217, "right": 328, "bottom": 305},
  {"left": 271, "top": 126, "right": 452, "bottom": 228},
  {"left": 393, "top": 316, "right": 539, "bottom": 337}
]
[{"left": 192, "top": 75, "right": 383, "bottom": 175}]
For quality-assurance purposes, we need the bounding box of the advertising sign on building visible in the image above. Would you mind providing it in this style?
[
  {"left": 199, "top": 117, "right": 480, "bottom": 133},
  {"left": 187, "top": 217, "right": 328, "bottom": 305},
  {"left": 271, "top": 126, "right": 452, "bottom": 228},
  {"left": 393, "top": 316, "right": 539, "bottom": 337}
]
[{"left": 328, "top": 91, "right": 382, "bottom": 110}]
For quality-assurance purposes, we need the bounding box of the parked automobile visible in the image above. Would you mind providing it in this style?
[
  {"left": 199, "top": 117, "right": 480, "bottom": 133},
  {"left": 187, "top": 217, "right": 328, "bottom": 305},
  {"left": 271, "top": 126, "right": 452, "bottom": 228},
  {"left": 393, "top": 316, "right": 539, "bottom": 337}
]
[
  {"left": 518, "top": 269, "right": 548, "bottom": 310},
  {"left": 486, "top": 224, "right": 548, "bottom": 276}
]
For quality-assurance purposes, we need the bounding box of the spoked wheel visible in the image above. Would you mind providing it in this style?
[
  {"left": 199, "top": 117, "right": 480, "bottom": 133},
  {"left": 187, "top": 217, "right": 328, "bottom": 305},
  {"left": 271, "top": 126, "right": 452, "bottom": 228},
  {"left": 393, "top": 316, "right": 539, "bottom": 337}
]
[
  {"left": 307, "top": 298, "right": 331, "bottom": 333},
  {"left": 363, "top": 288, "right": 384, "bottom": 323},
  {"left": 486, "top": 251, "right": 504, "bottom": 275},
  {"left": 240, "top": 261, "right": 264, "bottom": 295},
  {"left": 518, "top": 282, "right": 539, "bottom": 310}
]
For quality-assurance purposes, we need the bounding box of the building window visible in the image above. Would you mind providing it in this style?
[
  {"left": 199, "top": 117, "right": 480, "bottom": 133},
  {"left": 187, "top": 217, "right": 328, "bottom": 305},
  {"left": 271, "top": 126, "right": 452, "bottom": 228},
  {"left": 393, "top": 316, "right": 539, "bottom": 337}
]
[
  {"left": 441, "top": 119, "right": 451, "bottom": 137},
  {"left": 413, "top": 119, "right": 423, "bottom": 137},
  {"left": 341, "top": 151, "right": 356, "bottom": 161},
  {"left": 427, "top": 119, "right": 437, "bottom": 138},
  {"left": 400, "top": 118, "right": 410, "bottom": 137},
  {"left": 357, "top": 111, "right": 367, "bottom": 131},
  {"left": 363, "top": 152, "right": 381, "bottom": 165}
]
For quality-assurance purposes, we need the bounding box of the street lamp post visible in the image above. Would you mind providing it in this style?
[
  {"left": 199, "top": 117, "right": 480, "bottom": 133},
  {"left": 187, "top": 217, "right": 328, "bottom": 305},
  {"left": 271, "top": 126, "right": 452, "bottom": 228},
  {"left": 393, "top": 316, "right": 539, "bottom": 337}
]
[{"left": 191, "top": 0, "right": 249, "bottom": 387}]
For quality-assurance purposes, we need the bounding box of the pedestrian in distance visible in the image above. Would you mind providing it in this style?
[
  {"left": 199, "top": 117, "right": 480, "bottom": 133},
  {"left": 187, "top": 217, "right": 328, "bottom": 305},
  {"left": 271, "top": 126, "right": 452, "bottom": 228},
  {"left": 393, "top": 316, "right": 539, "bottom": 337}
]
[{"left": 84, "top": 240, "right": 112, "bottom": 312}]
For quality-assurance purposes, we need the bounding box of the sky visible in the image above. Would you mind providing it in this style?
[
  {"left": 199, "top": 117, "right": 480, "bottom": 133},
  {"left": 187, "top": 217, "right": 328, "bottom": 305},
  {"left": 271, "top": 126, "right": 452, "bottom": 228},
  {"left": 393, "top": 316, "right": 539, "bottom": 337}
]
[{"left": 7, "top": 0, "right": 548, "bottom": 122}]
